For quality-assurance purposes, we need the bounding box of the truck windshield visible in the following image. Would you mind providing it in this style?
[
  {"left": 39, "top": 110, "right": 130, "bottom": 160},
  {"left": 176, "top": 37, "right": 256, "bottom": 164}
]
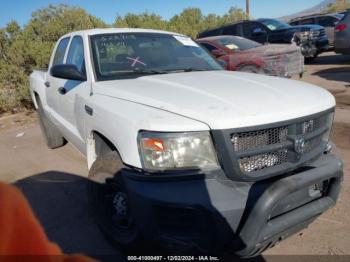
[
  {"left": 90, "top": 33, "right": 223, "bottom": 80},
  {"left": 215, "top": 36, "right": 261, "bottom": 51},
  {"left": 260, "top": 19, "right": 291, "bottom": 31}
]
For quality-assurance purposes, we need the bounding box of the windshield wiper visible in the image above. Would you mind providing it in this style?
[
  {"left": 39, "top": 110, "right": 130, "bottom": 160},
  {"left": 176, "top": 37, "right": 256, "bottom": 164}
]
[
  {"left": 164, "top": 67, "right": 208, "bottom": 73},
  {"left": 132, "top": 68, "right": 169, "bottom": 74}
]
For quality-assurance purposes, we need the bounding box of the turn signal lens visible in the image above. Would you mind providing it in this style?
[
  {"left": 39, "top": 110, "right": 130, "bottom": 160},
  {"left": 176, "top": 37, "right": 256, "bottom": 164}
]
[{"left": 142, "top": 138, "right": 165, "bottom": 152}]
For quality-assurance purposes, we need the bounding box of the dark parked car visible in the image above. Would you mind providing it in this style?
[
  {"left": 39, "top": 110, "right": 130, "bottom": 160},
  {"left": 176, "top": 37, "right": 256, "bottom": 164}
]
[
  {"left": 198, "top": 18, "right": 329, "bottom": 59},
  {"left": 335, "top": 9, "right": 350, "bottom": 54},
  {"left": 289, "top": 13, "right": 344, "bottom": 47},
  {"left": 197, "top": 35, "right": 303, "bottom": 78}
]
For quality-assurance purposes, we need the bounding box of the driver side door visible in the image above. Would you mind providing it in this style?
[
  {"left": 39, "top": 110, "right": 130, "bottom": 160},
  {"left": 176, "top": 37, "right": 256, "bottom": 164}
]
[
  {"left": 245, "top": 22, "right": 269, "bottom": 44},
  {"left": 48, "top": 35, "right": 89, "bottom": 149}
]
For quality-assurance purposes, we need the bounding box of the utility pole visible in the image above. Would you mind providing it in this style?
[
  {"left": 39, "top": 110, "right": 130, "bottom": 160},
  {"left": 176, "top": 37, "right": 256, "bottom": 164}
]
[{"left": 246, "top": 0, "right": 250, "bottom": 17}]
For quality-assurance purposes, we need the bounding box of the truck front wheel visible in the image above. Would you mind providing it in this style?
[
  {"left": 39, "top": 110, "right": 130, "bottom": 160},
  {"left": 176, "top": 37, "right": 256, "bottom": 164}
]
[{"left": 87, "top": 151, "right": 142, "bottom": 252}]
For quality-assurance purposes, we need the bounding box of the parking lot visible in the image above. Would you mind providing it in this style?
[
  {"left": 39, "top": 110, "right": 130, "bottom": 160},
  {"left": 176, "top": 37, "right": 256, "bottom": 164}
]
[{"left": 0, "top": 51, "right": 349, "bottom": 258}]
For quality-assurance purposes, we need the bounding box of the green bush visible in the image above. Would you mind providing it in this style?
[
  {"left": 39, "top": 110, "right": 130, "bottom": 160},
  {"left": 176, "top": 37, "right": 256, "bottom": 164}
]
[{"left": 0, "top": 4, "right": 106, "bottom": 114}]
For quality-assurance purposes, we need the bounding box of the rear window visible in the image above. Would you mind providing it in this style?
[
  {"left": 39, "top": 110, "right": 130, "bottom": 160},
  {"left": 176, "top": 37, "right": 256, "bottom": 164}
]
[
  {"left": 335, "top": 13, "right": 345, "bottom": 20},
  {"left": 215, "top": 36, "right": 261, "bottom": 51},
  {"left": 222, "top": 25, "right": 238, "bottom": 35},
  {"left": 339, "top": 10, "right": 349, "bottom": 21},
  {"left": 317, "top": 16, "right": 339, "bottom": 27},
  {"left": 297, "top": 18, "right": 315, "bottom": 25},
  {"left": 198, "top": 28, "right": 222, "bottom": 38}
]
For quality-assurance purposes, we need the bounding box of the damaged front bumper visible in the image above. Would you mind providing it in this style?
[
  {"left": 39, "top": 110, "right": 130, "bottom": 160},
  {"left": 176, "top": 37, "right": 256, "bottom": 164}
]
[
  {"left": 263, "top": 50, "right": 304, "bottom": 78},
  {"left": 120, "top": 153, "right": 343, "bottom": 256}
]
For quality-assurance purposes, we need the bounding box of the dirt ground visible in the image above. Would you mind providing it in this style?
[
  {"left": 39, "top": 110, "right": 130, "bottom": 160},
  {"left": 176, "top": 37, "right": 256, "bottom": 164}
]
[{"left": 0, "top": 51, "right": 349, "bottom": 258}]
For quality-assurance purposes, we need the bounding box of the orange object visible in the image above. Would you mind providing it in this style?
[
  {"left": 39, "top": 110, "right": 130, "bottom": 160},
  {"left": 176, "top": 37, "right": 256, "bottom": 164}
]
[{"left": 0, "top": 182, "right": 97, "bottom": 262}]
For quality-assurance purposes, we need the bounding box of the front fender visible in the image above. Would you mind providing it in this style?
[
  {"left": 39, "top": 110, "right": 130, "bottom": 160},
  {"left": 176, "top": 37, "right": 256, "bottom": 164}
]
[{"left": 85, "top": 94, "right": 210, "bottom": 168}]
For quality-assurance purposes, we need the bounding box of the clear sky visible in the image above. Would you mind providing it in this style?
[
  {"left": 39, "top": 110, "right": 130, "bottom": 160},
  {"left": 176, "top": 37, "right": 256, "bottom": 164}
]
[{"left": 0, "top": 0, "right": 323, "bottom": 28}]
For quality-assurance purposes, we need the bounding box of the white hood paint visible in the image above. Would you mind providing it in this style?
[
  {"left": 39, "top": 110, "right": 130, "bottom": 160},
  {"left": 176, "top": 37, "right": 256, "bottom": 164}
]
[{"left": 94, "top": 71, "right": 335, "bottom": 130}]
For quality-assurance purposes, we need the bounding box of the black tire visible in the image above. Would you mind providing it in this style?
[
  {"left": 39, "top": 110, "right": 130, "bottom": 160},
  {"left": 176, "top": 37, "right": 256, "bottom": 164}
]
[
  {"left": 87, "top": 151, "right": 142, "bottom": 252},
  {"left": 36, "top": 96, "right": 66, "bottom": 149},
  {"left": 238, "top": 65, "right": 263, "bottom": 74},
  {"left": 305, "top": 52, "right": 319, "bottom": 63}
]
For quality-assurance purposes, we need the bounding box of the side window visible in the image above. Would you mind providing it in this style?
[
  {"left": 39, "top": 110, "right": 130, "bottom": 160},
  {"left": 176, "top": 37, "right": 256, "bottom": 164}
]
[
  {"left": 223, "top": 25, "right": 238, "bottom": 35},
  {"left": 200, "top": 43, "right": 217, "bottom": 52},
  {"left": 235, "top": 24, "right": 244, "bottom": 36},
  {"left": 202, "top": 28, "right": 222, "bottom": 37},
  {"left": 245, "top": 22, "right": 266, "bottom": 37},
  {"left": 317, "top": 16, "right": 337, "bottom": 27},
  {"left": 298, "top": 18, "right": 315, "bottom": 25},
  {"left": 52, "top": 37, "right": 70, "bottom": 66},
  {"left": 242, "top": 22, "right": 251, "bottom": 37},
  {"left": 66, "top": 36, "right": 85, "bottom": 74}
]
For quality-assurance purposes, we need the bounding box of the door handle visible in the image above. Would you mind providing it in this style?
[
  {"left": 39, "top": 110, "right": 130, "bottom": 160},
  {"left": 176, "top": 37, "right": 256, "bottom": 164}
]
[
  {"left": 85, "top": 105, "right": 93, "bottom": 116},
  {"left": 44, "top": 81, "right": 50, "bottom": 88},
  {"left": 58, "top": 87, "right": 67, "bottom": 95}
]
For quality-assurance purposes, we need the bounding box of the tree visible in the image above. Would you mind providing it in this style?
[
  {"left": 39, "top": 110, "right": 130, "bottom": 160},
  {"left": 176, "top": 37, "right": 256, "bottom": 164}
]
[
  {"left": 115, "top": 12, "right": 167, "bottom": 30},
  {"left": 327, "top": 0, "right": 350, "bottom": 13},
  {"left": 220, "top": 7, "right": 250, "bottom": 24},
  {"left": 168, "top": 8, "right": 205, "bottom": 38},
  {"left": 0, "top": 4, "right": 107, "bottom": 113}
]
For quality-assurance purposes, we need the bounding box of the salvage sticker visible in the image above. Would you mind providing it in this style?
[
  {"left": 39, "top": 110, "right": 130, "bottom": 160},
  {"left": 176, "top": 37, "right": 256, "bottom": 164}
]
[{"left": 173, "top": 35, "right": 199, "bottom": 47}]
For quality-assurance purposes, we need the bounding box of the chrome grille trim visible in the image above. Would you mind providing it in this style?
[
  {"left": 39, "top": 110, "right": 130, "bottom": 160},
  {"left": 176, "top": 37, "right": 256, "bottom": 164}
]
[{"left": 229, "top": 112, "right": 332, "bottom": 175}]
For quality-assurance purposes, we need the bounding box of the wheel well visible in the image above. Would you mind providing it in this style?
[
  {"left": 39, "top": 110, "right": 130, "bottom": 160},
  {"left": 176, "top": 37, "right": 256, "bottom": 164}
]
[
  {"left": 94, "top": 131, "right": 117, "bottom": 157},
  {"left": 33, "top": 92, "right": 40, "bottom": 108},
  {"left": 87, "top": 131, "right": 118, "bottom": 169}
]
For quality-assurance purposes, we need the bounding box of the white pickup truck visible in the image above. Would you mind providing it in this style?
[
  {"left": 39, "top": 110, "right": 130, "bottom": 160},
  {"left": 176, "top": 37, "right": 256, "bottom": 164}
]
[{"left": 29, "top": 28, "right": 343, "bottom": 257}]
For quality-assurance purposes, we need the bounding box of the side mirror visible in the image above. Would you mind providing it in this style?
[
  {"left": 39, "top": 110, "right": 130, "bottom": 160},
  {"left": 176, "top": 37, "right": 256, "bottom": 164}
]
[
  {"left": 50, "top": 64, "right": 86, "bottom": 81},
  {"left": 211, "top": 49, "right": 226, "bottom": 57}
]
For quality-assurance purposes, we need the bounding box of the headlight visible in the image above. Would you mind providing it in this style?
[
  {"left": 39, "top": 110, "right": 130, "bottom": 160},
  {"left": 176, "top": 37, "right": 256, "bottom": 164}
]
[
  {"left": 139, "top": 131, "right": 219, "bottom": 171},
  {"left": 295, "top": 31, "right": 309, "bottom": 40},
  {"left": 310, "top": 30, "right": 320, "bottom": 38}
]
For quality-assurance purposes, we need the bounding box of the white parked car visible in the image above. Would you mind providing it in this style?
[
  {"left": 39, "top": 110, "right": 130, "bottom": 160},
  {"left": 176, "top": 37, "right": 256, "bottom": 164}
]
[{"left": 29, "top": 28, "right": 343, "bottom": 257}]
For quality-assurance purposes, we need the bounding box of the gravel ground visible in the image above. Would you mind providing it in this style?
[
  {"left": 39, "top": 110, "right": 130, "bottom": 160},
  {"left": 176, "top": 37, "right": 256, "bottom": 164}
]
[{"left": 0, "top": 51, "right": 349, "bottom": 259}]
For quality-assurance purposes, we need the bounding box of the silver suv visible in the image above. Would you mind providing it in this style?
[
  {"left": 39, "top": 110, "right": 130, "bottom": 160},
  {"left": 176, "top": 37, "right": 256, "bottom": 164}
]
[{"left": 335, "top": 10, "right": 350, "bottom": 54}]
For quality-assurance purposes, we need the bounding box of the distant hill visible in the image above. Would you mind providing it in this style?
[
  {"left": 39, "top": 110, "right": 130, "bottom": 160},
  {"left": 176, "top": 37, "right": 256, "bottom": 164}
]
[{"left": 279, "top": 0, "right": 336, "bottom": 21}]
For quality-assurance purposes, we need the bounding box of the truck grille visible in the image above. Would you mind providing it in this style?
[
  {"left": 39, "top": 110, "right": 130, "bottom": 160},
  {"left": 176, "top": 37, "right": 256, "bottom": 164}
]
[
  {"left": 228, "top": 111, "right": 333, "bottom": 176},
  {"left": 238, "top": 149, "right": 288, "bottom": 173},
  {"left": 263, "top": 49, "right": 303, "bottom": 77},
  {"left": 319, "top": 29, "right": 326, "bottom": 37},
  {"left": 231, "top": 126, "right": 288, "bottom": 152}
]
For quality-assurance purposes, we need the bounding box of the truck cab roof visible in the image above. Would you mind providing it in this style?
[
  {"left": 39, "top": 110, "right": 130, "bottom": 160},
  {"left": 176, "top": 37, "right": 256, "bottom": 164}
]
[{"left": 59, "top": 28, "right": 185, "bottom": 38}]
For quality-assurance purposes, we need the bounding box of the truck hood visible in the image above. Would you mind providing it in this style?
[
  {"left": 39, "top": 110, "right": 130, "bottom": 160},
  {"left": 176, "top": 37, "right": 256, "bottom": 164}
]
[
  {"left": 94, "top": 71, "right": 335, "bottom": 130},
  {"left": 242, "top": 44, "right": 300, "bottom": 55}
]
